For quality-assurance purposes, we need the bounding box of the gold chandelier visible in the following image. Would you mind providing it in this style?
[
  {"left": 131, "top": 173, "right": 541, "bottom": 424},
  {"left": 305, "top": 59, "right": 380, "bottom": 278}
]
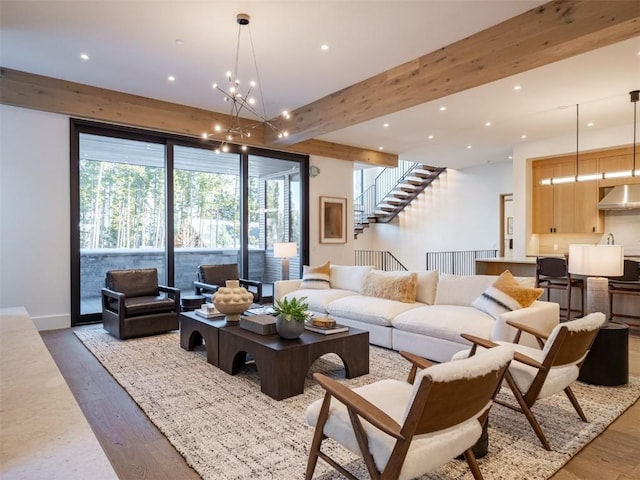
[{"left": 202, "top": 13, "right": 289, "bottom": 153}]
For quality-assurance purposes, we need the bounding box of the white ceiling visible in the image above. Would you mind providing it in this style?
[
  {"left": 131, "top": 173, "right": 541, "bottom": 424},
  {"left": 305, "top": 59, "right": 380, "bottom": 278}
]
[{"left": 1, "top": 1, "right": 639, "bottom": 170}]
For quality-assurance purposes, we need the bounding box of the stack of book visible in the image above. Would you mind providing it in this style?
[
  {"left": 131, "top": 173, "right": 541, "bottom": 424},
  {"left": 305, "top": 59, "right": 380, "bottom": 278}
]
[
  {"left": 195, "top": 305, "right": 224, "bottom": 319},
  {"left": 304, "top": 317, "right": 348, "bottom": 335}
]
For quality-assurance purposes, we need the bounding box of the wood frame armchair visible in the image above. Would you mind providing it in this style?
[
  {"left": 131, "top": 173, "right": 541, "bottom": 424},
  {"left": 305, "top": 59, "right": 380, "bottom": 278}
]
[
  {"left": 194, "top": 263, "right": 263, "bottom": 304},
  {"left": 305, "top": 347, "right": 514, "bottom": 480},
  {"left": 458, "top": 312, "right": 606, "bottom": 450}
]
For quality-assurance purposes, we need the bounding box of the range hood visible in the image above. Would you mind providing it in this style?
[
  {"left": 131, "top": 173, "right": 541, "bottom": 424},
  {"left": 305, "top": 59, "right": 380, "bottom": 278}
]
[{"left": 598, "top": 184, "right": 640, "bottom": 210}]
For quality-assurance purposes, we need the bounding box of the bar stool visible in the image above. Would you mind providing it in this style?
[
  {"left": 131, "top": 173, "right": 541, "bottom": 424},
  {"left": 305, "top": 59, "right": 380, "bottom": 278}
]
[
  {"left": 535, "top": 257, "right": 584, "bottom": 321},
  {"left": 609, "top": 260, "right": 640, "bottom": 322}
]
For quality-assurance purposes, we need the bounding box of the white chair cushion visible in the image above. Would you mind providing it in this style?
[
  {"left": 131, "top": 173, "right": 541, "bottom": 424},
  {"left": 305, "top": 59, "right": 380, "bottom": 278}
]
[
  {"left": 542, "top": 312, "right": 606, "bottom": 358},
  {"left": 282, "top": 289, "right": 357, "bottom": 314},
  {"left": 330, "top": 265, "right": 373, "bottom": 293},
  {"left": 327, "top": 295, "right": 422, "bottom": 327},
  {"left": 392, "top": 306, "right": 494, "bottom": 344},
  {"left": 452, "top": 343, "right": 579, "bottom": 399},
  {"left": 305, "top": 379, "right": 482, "bottom": 480}
]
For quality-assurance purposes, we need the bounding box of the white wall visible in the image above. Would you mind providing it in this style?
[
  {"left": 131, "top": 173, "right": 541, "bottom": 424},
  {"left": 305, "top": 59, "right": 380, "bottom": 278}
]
[
  {"left": 512, "top": 123, "right": 636, "bottom": 257},
  {"left": 307, "top": 155, "right": 355, "bottom": 266},
  {"left": 0, "top": 105, "right": 71, "bottom": 329},
  {"left": 355, "top": 161, "right": 513, "bottom": 271},
  {"left": 0, "top": 106, "right": 358, "bottom": 330}
]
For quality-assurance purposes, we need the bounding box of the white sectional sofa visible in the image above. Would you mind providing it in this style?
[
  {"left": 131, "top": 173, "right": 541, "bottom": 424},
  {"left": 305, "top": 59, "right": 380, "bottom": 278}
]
[{"left": 274, "top": 264, "right": 560, "bottom": 363}]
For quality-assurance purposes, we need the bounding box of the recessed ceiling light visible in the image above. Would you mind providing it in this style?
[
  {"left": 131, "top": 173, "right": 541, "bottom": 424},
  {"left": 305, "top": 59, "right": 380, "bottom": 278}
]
[
  {"left": 466, "top": 145, "right": 472, "bottom": 149},
  {"left": 175, "top": 39, "right": 184, "bottom": 46},
  {"left": 320, "top": 44, "right": 329, "bottom": 51},
  {"left": 508, "top": 155, "right": 513, "bottom": 160},
  {"left": 439, "top": 106, "right": 447, "bottom": 111},
  {"left": 521, "top": 134, "right": 527, "bottom": 139},
  {"left": 378, "top": 146, "right": 384, "bottom": 150},
  {"left": 80, "top": 53, "right": 89, "bottom": 60},
  {"left": 514, "top": 85, "right": 522, "bottom": 91},
  {"left": 428, "top": 135, "right": 434, "bottom": 140},
  {"left": 587, "top": 122, "right": 594, "bottom": 127},
  {"left": 168, "top": 75, "right": 176, "bottom": 82},
  {"left": 383, "top": 123, "right": 389, "bottom": 128},
  {"left": 485, "top": 121, "right": 492, "bottom": 127}
]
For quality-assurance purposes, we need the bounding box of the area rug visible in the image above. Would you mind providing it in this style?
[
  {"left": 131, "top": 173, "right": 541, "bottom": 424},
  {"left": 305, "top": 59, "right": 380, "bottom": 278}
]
[{"left": 74, "top": 325, "right": 640, "bottom": 480}]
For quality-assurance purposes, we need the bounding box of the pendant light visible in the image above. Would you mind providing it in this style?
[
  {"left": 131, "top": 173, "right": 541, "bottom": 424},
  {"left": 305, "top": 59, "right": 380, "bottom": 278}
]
[
  {"left": 553, "top": 104, "right": 581, "bottom": 184},
  {"left": 631, "top": 89, "right": 639, "bottom": 177}
]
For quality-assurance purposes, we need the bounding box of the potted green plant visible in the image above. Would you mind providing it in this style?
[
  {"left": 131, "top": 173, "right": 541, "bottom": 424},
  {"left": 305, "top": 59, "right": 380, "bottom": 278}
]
[{"left": 273, "top": 296, "right": 310, "bottom": 339}]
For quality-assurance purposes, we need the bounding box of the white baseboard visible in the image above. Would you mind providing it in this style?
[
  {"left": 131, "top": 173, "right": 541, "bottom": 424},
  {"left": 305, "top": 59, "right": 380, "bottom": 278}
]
[{"left": 31, "top": 314, "right": 71, "bottom": 331}]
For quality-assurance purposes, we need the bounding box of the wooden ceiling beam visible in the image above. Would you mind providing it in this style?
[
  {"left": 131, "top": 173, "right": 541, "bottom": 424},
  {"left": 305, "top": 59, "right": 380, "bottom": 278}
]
[
  {"left": 266, "top": 0, "right": 640, "bottom": 145},
  {"left": 0, "top": 68, "right": 398, "bottom": 167}
]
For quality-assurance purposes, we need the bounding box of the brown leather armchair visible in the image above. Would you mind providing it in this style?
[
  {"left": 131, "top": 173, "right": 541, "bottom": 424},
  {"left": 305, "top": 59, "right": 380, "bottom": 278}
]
[
  {"left": 101, "top": 268, "right": 180, "bottom": 339},
  {"left": 194, "top": 264, "right": 262, "bottom": 304}
]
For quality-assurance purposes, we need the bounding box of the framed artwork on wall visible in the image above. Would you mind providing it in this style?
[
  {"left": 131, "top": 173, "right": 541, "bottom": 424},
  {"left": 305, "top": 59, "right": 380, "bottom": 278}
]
[{"left": 319, "top": 196, "right": 347, "bottom": 244}]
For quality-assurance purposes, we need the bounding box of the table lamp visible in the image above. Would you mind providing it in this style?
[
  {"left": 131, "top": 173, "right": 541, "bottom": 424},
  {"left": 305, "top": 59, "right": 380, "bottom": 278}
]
[
  {"left": 568, "top": 244, "right": 624, "bottom": 318},
  {"left": 273, "top": 242, "right": 297, "bottom": 281}
]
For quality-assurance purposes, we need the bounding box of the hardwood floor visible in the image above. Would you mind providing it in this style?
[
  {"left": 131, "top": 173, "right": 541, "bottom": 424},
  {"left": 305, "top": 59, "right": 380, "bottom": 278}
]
[{"left": 41, "top": 329, "right": 640, "bottom": 480}]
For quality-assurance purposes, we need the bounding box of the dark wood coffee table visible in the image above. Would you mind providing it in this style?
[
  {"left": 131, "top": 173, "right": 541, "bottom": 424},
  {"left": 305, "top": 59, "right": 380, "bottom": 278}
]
[
  {"left": 218, "top": 326, "right": 370, "bottom": 400},
  {"left": 179, "top": 310, "right": 230, "bottom": 367}
]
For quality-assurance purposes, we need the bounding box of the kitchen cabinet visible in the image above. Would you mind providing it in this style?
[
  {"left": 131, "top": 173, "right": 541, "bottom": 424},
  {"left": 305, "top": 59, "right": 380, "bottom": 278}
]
[
  {"left": 574, "top": 157, "right": 603, "bottom": 234},
  {"left": 532, "top": 157, "right": 575, "bottom": 233},
  {"left": 530, "top": 148, "right": 635, "bottom": 234}
]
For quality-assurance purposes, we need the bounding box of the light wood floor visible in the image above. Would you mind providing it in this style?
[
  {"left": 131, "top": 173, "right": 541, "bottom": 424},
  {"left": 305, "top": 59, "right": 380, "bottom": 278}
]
[{"left": 41, "top": 329, "right": 640, "bottom": 480}]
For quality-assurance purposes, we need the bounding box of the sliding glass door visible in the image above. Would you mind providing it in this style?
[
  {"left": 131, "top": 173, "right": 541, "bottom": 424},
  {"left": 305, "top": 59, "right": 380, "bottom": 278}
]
[
  {"left": 77, "top": 133, "right": 166, "bottom": 316},
  {"left": 173, "top": 145, "right": 241, "bottom": 294},
  {"left": 248, "top": 154, "right": 303, "bottom": 300},
  {"left": 71, "top": 121, "right": 308, "bottom": 325}
]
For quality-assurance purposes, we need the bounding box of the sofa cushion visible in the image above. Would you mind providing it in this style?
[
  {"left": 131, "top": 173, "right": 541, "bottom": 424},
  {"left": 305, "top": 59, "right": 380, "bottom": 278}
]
[
  {"left": 435, "top": 275, "right": 497, "bottom": 307},
  {"left": 124, "top": 296, "right": 176, "bottom": 317},
  {"left": 327, "top": 295, "right": 422, "bottom": 327},
  {"left": 472, "top": 270, "right": 544, "bottom": 319},
  {"left": 330, "top": 265, "right": 373, "bottom": 293},
  {"left": 300, "top": 261, "right": 331, "bottom": 289},
  {"left": 392, "top": 305, "right": 495, "bottom": 344},
  {"left": 283, "top": 288, "right": 357, "bottom": 314},
  {"left": 415, "top": 270, "right": 439, "bottom": 305},
  {"left": 362, "top": 270, "right": 418, "bottom": 303}
]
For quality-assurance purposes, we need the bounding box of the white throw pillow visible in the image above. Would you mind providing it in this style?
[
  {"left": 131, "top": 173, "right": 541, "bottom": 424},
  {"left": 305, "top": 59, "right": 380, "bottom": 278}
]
[
  {"left": 299, "top": 261, "right": 331, "bottom": 289},
  {"left": 415, "top": 270, "right": 439, "bottom": 305},
  {"left": 435, "top": 275, "right": 497, "bottom": 307},
  {"left": 330, "top": 265, "right": 373, "bottom": 293},
  {"left": 472, "top": 270, "right": 543, "bottom": 320}
]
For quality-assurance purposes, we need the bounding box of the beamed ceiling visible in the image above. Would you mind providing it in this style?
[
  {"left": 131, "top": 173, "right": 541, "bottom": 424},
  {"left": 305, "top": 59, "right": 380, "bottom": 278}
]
[{"left": 1, "top": 1, "right": 639, "bottom": 169}]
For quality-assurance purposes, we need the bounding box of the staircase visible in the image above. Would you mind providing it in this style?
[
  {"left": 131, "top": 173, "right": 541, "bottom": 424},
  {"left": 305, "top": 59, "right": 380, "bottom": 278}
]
[{"left": 354, "top": 162, "right": 446, "bottom": 238}]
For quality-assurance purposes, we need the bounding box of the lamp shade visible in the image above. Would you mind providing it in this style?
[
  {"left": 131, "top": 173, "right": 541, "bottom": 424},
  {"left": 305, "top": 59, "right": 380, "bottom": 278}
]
[
  {"left": 273, "top": 242, "right": 297, "bottom": 259},
  {"left": 568, "top": 244, "right": 624, "bottom": 277}
]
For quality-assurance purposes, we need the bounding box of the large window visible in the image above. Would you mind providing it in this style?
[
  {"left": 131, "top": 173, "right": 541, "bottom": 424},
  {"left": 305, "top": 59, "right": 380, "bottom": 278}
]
[{"left": 71, "top": 121, "right": 308, "bottom": 325}]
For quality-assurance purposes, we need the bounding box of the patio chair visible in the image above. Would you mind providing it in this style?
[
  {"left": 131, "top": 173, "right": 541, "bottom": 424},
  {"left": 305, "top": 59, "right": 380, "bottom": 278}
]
[
  {"left": 101, "top": 268, "right": 180, "bottom": 339},
  {"left": 305, "top": 346, "right": 514, "bottom": 480},
  {"left": 194, "top": 264, "right": 263, "bottom": 304}
]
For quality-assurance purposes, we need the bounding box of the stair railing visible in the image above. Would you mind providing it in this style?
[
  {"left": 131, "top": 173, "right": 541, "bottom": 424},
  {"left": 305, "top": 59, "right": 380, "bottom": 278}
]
[
  {"left": 354, "top": 160, "right": 420, "bottom": 226},
  {"left": 355, "top": 250, "right": 408, "bottom": 271}
]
